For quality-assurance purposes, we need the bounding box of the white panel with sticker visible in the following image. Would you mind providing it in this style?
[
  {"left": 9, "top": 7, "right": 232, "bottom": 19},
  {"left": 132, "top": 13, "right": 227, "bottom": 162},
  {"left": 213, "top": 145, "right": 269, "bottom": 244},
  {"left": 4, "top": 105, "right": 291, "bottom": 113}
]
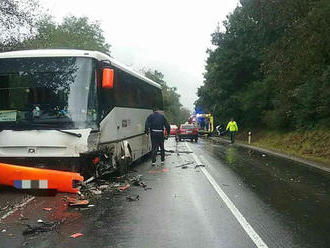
[{"left": 0, "top": 110, "right": 17, "bottom": 122}]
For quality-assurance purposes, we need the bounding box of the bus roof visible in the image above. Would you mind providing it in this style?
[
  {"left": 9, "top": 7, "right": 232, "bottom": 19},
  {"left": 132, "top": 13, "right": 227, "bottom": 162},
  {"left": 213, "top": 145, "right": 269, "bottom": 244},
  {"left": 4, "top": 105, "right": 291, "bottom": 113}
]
[{"left": 0, "top": 49, "right": 161, "bottom": 89}]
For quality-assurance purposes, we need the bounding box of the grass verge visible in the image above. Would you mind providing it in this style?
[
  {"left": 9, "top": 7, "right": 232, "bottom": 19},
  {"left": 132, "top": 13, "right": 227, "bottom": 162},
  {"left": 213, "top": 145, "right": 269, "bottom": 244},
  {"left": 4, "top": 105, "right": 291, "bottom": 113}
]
[{"left": 236, "top": 129, "right": 330, "bottom": 166}]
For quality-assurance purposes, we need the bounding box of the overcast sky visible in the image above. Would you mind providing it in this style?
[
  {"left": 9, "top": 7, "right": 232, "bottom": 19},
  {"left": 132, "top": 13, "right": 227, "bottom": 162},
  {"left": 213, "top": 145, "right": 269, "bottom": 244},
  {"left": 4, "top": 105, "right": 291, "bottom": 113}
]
[{"left": 39, "top": 0, "right": 239, "bottom": 111}]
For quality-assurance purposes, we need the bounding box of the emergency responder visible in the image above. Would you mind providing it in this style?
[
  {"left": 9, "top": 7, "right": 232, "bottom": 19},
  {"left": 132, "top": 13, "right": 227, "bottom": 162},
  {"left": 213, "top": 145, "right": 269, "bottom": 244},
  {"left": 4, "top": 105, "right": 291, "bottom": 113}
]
[
  {"left": 145, "top": 107, "right": 170, "bottom": 166},
  {"left": 226, "top": 118, "right": 238, "bottom": 143}
]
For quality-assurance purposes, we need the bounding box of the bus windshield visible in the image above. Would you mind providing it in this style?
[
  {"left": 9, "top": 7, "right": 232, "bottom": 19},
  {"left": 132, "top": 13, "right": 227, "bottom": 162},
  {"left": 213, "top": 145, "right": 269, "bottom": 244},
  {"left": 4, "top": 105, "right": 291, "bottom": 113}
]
[{"left": 0, "top": 57, "right": 97, "bottom": 130}]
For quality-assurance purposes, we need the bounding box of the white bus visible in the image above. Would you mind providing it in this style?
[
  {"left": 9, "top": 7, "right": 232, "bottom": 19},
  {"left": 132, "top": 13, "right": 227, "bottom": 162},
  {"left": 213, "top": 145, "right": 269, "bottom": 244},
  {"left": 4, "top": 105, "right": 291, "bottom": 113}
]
[{"left": 0, "top": 49, "right": 163, "bottom": 176}]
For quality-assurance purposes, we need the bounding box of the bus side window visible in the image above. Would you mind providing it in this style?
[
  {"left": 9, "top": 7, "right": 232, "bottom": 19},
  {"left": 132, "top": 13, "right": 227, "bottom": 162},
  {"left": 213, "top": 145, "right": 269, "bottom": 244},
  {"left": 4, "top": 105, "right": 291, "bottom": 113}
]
[{"left": 155, "top": 88, "right": 163, "bottom": 110}]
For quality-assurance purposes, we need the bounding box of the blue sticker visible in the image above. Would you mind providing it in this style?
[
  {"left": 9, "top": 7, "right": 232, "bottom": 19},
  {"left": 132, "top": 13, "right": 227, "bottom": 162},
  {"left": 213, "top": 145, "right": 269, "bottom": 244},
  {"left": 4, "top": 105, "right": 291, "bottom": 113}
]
[{"left": 14, "top": 180, "right": 22, "bottom": 189}]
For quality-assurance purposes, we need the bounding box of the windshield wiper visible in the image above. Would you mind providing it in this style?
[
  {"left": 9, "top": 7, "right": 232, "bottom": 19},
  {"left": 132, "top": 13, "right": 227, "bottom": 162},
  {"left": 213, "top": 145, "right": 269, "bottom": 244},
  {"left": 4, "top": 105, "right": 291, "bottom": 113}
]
[{"left": 56, "top": 130, "right": 82, "bottom": 138}]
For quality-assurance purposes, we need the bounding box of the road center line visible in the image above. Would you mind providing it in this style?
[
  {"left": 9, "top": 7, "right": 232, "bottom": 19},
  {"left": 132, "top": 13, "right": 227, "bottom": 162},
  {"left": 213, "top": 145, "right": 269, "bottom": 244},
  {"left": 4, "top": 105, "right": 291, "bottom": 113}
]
[
  {"left": 0, "top": 196, "right": 35, "bottom": 222},
  {"left": 185, "top": 142, "right": 268, "bottom": 248}
]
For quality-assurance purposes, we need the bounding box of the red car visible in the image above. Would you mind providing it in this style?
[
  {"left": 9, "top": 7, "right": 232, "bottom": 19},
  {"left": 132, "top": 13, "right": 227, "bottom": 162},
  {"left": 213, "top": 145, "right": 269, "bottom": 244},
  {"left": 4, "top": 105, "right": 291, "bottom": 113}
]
[
  {"left": 176, "top": 124, "right": 198, "bottom": 142},
  {"left": 170, "top": 125, "right": 178, "bottom": 135},
  {"left": 164, "top": 125, "right": 178, "bottom": 137}
]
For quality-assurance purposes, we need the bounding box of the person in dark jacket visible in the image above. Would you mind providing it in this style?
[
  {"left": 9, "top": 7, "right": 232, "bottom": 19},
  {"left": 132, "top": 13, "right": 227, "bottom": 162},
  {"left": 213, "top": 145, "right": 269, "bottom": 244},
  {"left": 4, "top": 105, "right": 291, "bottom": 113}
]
[{"left": 145, "top": 107, "right": 170, "bottom": 166}]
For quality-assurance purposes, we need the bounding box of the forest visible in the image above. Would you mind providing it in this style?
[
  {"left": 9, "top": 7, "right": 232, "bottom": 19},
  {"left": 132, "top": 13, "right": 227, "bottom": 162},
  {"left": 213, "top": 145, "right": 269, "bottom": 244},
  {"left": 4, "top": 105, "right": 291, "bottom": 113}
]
[{"left": 196, "top": 0, "right": 330, "bottom": 130}]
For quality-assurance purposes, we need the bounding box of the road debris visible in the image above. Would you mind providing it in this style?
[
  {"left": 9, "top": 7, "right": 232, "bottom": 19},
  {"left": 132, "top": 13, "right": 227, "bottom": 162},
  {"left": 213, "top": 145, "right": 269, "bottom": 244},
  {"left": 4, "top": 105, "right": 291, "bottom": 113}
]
[
  {"left": 69, "top": 200, "right": 89, "bottom": 208},
  {"left": 129, "top": 175, "right": 152, "bottom": 191},
  {"left": 99, "top": 184, "right": 110, "bottom": 190},
  {"left": 194, "top": 164, "right": 205, "bottom": 169},
  {"left": 37, "top": 219, "right": 43, "bottom": 223},
  {"left": 165, "top": 149, "right": 175, "bottom": 153},
  {"left": 1, "top": 229, "right": 6, "bottom": 233},
  {"left": 175, "top": 162, "right": 194, "bottom": 168},
  {"left": 1, "top": 205, "right": 9, "bottom": 211},
  {"left": 43, "top": 208, "right": 52, "bottom": 211},
  {"left": 70, "top": 232, "right": 83, "bottom": 238},
  {"left": 23, "top": 221, "right": 59, "bottom": 236},
  {"left": 89, "top": 189, "right": 102, "bottom": 195},
  {"left": 83, "top": 176, "right": 95, "bottom": 184},
  {"left": 126, "top": 195, "right": 140, "bottom": 202},
  {"left": 166, "top": 149, "right": 193, "bottom": 154},
  {"left": 117, "top": 184, "right": 130, "bottom": 191}
]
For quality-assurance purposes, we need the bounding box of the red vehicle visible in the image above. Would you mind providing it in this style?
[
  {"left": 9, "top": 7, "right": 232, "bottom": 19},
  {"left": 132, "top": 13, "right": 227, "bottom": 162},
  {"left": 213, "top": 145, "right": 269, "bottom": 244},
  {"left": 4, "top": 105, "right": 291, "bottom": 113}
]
[
  {"left": 176, "top": 124, "right": 198, "bottom": 142},
  {"left": 170, "top": 125, "right": 178, "bottom": 135},
  {"left": 164, "top": 125, "right": 178, "bottom": 137}
]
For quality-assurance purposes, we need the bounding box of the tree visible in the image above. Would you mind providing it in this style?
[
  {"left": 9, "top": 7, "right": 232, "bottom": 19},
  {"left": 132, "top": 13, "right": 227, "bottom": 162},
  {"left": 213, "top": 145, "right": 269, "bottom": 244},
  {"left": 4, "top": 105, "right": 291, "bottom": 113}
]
[
  {"left": 145, "top": 69, "right": 190, "bottom": 125},
  {"left": 15, "top": 16, "right": 110, "bottom": 53},
  {"left": 263, "top": 0, "right": 330, "bottom": 129},
  {"left": 0, "top": 0, "right": 40, "bottom": 50},
  {"left": 196, "top": 0, "right": 330, "bottom": 130}
]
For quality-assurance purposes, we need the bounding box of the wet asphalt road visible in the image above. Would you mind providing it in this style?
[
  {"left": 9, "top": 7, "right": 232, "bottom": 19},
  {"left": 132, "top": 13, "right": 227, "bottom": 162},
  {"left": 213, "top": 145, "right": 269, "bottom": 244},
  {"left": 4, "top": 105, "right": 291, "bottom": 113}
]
[{"left": 1, "top": 137, "right": 330, "bottom": 248}]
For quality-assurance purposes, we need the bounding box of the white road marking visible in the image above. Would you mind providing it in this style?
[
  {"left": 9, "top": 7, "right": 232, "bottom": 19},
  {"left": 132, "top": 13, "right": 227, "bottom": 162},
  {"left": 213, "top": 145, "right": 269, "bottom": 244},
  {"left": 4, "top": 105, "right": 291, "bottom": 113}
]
[
  {"left": 0, "top": 196, "right": 35, "bottom": 222},
  {"left": 185, "top": 142, "right": 269, "bottom": 248}
]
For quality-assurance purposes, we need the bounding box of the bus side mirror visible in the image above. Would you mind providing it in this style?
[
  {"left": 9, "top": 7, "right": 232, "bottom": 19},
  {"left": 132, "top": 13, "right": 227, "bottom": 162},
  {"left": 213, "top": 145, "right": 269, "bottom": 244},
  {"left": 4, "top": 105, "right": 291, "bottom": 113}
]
[{"left": 102, "top": 68, "right": 114, "bottom": 89}]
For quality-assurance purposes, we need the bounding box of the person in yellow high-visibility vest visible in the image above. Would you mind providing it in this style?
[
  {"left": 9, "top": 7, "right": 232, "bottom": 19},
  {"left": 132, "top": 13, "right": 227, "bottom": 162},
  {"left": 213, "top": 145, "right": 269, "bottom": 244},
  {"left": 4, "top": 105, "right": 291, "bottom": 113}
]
[{"left": 226, "top": 118, "right": 238, "bottom": 143}]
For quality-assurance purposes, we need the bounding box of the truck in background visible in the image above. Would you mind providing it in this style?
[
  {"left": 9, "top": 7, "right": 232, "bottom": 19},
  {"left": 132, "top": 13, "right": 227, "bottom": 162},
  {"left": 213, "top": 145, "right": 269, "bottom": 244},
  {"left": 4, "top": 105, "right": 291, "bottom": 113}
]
[{"left": 188, "top": 113, "right": 214, "bottom": 137}]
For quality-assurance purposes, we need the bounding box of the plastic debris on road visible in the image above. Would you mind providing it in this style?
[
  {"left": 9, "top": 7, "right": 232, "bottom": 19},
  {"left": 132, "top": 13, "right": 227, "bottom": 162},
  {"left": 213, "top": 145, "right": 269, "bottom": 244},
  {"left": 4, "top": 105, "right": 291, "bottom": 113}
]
[
  {"left": 70, "top": 232, "right": 83, "bottom": 238},
  {"left": 117, "top": 184, "right": 130, "bottom": 191},
  {"left": 69, "top": 200, "right": 89, "bottom": 208}
]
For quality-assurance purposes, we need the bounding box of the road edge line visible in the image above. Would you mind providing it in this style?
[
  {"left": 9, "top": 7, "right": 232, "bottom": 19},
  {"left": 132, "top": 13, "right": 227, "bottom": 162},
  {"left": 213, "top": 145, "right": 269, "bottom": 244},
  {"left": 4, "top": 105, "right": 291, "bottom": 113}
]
[
  {"left": 185, "top": 142, "right": 268, "bottom": 248},
  {"left": 0, "top": 196, "right": 35, "bottom": 222}
]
